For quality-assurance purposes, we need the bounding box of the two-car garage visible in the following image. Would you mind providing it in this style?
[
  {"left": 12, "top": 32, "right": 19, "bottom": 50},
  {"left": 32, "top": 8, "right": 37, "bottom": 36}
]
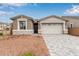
[
  {"left": 39, "top": 16, "right": 66, "bottom": 34},
  {"left": 41, "top": 23, "right": 63, "bottom": 34}
]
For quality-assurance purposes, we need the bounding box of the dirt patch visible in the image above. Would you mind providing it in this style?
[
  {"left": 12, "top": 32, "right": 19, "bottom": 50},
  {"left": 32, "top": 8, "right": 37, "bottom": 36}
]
[{"left": 0, "top": 35, "right": 48, "bottom": 56}]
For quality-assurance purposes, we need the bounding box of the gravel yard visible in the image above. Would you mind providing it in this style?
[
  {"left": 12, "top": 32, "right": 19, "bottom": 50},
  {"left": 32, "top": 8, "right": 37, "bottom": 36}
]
[
  {"left": 0, "top": 35, "right": 48, "bottom": 56},
  {"left": 43, "top": 34, "right": 79, "bottom": 56}
]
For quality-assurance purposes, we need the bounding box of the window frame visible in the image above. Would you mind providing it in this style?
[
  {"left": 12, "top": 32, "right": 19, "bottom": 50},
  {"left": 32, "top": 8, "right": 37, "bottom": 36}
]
[{"left": 19, "top": 21, "right": 26, "bottom": 30}]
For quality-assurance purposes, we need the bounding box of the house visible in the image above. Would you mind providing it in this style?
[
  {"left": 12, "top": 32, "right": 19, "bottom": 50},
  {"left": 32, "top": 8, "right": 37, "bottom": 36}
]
[
  {"left": 0, "top": 22, "right": 10, "bottom": 35},
  {"left": 62, "top": 16, "right": 79, "bottom": 28},
  {"left": 62, "top": 16, "right": 79, "bottom": 36},
  {"left": 11, "top": 15, "right": 68, "bottom": 35},
  {"left": 0, "top": 22, "right": 6, "bottom": 31}
]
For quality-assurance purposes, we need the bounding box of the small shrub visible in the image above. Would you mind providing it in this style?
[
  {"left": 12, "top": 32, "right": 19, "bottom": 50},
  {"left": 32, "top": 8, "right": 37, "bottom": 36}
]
[
  {"left": 21, "top": 52, "right": 34, "bottom": 56},
  {"left": 0, "top": 33, "right": 3, "bottom": 36}
]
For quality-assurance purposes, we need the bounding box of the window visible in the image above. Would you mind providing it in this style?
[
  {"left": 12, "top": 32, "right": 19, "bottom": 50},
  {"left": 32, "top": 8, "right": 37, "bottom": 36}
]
[
  {"left": 19, "top": 21, "right": 26, "bottom": 30},
  {"left": 6, "top": 28, "right": 9, "bottom": 31}
]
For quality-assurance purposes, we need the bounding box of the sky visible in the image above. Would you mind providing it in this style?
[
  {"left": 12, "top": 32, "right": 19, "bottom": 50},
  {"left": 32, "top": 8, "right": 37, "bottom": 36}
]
[{"left": 0, "top": 3, "right": 79, "bottom": 23}]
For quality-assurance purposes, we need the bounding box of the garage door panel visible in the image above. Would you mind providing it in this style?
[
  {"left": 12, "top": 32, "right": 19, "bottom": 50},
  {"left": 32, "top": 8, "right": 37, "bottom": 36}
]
[{"left": 41, "top": 23, "right": 63, "bottom": 34}]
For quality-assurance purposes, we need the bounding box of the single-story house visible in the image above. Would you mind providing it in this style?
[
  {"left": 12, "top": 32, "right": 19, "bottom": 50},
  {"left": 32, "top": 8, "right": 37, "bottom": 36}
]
[{"left": 11, "top": 15, "right": 68, "bottom": 35}]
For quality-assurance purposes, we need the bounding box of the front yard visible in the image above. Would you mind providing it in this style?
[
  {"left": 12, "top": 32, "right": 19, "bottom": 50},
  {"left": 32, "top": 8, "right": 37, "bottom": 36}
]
[{"left": 0, "top": 35, "right": 48, "bottom": 56}]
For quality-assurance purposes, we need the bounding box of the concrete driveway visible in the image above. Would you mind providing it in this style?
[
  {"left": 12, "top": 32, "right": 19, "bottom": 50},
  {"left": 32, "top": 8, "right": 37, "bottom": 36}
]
[{"left": 43, "top": 34, "right": 79, "bottom": 56}]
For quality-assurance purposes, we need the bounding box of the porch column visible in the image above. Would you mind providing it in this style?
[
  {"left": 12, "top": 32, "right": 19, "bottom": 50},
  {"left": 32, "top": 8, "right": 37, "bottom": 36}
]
[{"left": 63, "top": 22, "right": 68, "bottom": 34}]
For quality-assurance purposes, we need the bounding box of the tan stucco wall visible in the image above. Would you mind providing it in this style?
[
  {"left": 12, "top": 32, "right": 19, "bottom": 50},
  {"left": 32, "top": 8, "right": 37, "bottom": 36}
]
[
  {"left": 27, "top": 19, "right": 33, "bottom": 30},
  {"left": 12, "top": 17, "right": 33, "bottom": 30},
  {"left": 40, "top": 17, "right": 65, "bottom": 23},
  {"left": 62, "top": 18, "right": 79, "bottom": 28},
  {"left": 38, "top": 22, "right": 41, "bottom": 29},
  {"left": 12, "top": 19, "right": 17, "bottom": 30}
]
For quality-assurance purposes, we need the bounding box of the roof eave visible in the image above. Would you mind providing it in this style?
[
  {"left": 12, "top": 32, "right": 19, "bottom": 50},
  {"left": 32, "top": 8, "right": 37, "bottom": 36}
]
[{"left": 38, "top": 15, "right": 69, "bottom": 22}]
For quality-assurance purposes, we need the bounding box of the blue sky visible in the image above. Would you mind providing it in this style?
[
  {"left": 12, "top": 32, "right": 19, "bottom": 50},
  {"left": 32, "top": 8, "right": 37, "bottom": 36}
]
[{"left": 0, "top": 3, "right": 79, "bottom": 23}]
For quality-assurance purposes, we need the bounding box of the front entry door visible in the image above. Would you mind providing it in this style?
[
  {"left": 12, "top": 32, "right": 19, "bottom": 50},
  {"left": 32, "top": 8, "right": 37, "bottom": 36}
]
[{"left": 34, "top": 23, "right": 38, "bottom": 33}]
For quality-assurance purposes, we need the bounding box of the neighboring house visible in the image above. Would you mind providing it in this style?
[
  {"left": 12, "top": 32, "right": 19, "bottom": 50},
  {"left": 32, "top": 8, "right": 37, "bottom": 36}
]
[
  {"left": 0, "top": 22, "right": 6, "bottom": 31},
  {"left": 62, "top": 16, "right": 79, "bottom": 36},
  {"left": 11, "top": 15, "right": 68, "bottom": 35},
  {"left": 11, "top": 15, "right": 34, "bottom": 35},
  {"left": 0, "top": 22, "right": 10, "bottom": 35},
  {"left": 62, "top": 16, "right": 79, "bottom": 28},
  {"left": 0, "top": 22, "right": 10, "bottom": 31}
]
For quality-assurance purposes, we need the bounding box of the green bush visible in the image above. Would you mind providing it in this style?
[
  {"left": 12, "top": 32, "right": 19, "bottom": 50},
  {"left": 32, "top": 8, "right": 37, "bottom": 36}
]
[
  {"left": 21, "top": 52, "right": 34, "bottom": 56},
  {"left": 0, "top": 33, "right": 3, "bottom": 36}
]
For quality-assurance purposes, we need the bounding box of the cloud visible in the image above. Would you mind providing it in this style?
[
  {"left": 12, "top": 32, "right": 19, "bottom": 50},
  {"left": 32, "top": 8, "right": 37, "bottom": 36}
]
[
  {"left": 64, "top": 5, "right": 79, "bottom": 15},
  {"left": 31, "top": 3, "right": 38, "bottom": 6},
  {"left": 0, "top": 3, "right": 38, "bottom": 10},
  {"left": 0, "top": 3, "right": 38, "bottom": 7},
  {"left": 0, "top": 3, "right": 28, "bottom": 11},
  {"left": 0, "top": 3, "right": 38, "bottom": 16},
  {"left": 0, "top": 10, "right": 14, "bottom": 16},
  {"left": 6, "top": 3, "right": 27, "bottom": 7},
  {"left": 0, "top": 11, "right": 8, "bottom": 16}
]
